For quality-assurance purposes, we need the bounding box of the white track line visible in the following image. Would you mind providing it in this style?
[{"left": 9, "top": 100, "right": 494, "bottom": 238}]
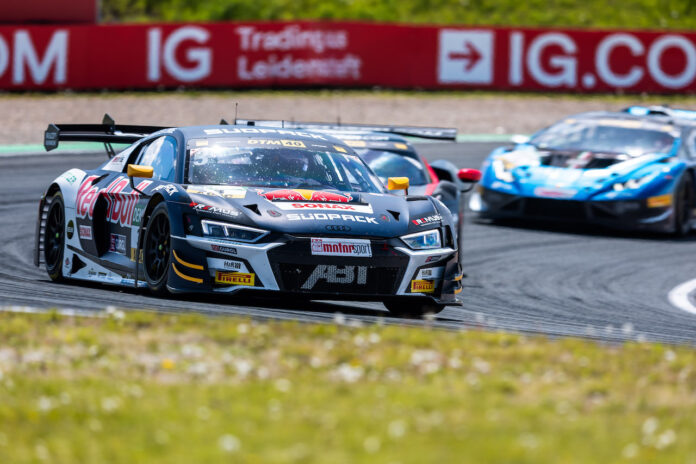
[{"left": 668, "top": 278, "right": 696, "bottom": 315}]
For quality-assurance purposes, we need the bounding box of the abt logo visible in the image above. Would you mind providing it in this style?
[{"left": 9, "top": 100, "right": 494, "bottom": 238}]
[
  {"left": 438, "top": 30, "right": 494, "bottom": 84},
  {"left": 301, "top": 265, "right": 367, "bottom": 290}
]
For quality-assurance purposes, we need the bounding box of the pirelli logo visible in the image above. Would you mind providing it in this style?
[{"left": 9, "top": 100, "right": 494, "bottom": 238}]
[
  {"left": 215, "top": 271, "right": 255, "bottom": 286},
  {"left": 411, "top": 279, "right": 435, "bottom": 293}
]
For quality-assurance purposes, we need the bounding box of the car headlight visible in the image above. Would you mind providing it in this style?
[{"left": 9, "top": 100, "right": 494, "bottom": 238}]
[
  {"left": 612, "top": 172, "right": 658, "bottom": 191},
  {"left": 201, "top": 219, "right": 269, "bottom": 243},
  {"left": 492, "top": 159, "right": 514, "bottom": 183},
  {"left": 401, "top": 229, "right": 442, "bottom": 250}
]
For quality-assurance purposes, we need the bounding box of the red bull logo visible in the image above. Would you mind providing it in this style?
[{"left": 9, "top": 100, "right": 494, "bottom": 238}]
[{"left": 260, "top": 189, "right": 352, "bottom": 203}]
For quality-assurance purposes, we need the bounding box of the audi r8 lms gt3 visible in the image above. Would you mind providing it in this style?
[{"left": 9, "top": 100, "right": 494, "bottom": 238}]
[
  {"left": 234, "top": 120, "right": 482, "bottom": 251},
  {"left": 35, "top": 117, "right": 467, "bottom": 316},
  {"left": 470, "top": 106, "right": 696, "bottom": 235}
]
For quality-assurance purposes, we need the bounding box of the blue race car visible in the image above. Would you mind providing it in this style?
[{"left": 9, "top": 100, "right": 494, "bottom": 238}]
[{"left": 470, "top": 106, "right": 696, "bottom": 235}]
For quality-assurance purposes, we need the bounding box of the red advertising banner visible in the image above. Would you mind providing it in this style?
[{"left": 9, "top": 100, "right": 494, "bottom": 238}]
[
  {"left": 1, "top": 21, "right": 696, "bottom": 93},
  {"left": 0, "top": 0, "right": 96, "bottom": 24}
]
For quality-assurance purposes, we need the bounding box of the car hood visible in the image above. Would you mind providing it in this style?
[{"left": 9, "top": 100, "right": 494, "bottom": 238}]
[
  {"left": 183, "top": 185, "right": 442, "bottom": 238},
  {"left": 485, "top": 146, "right": 674, "bottom": 200}
]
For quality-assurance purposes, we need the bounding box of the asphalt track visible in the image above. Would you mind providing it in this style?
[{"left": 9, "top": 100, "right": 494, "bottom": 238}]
[{"left": 2, "top": 142, "right": 696, "bottom": 345}]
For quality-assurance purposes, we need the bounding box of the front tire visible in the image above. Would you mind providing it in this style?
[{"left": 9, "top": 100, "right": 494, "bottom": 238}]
[
  {"left": 44, "top": 193, "right": 65, "bottom": 282},
  {"left": 143, "top": 203, "right": 171, "bottom": 295},
  {"left": 674, "top": 174, "right": 694, "bottom": 237},
  {"left": 383, "top": 299, "right": 446, "bottom": 318}
]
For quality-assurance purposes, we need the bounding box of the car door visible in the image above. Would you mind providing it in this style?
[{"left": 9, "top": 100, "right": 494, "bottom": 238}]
[{"left": 74, "top": 136, "right": 177, "bottom": 276}]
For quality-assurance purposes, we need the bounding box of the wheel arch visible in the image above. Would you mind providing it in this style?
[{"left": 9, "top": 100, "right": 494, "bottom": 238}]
[{"left": 34, "top": 183, "right": 63, "bottom": 267}]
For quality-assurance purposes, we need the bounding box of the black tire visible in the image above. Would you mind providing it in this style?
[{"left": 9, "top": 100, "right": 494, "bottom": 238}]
[
  {"left": 383, "top": 299, "right": 446, "bottom": 318},
  {"left": 143, "top": 203, "right": 171, "bottom": 295},
  {"left": 674, "top": 174, "right": 694, "bottom": 237},
  {"left": 44, "top": 193, "right": 66, "bottom": 282}
]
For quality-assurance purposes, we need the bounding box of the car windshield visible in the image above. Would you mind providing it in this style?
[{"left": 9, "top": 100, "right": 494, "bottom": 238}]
[
  {"left": 355, "top": 149, "right": 429, "bottom": 186},
  {"left": 187, "top": 140, "right": 384, "bottom": 193},
  {"left": 529, "top": 119, "right": 677, "bottom": 156}
]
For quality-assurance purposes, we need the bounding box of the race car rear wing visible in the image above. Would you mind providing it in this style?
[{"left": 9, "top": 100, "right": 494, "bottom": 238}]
[
  {"left": 234, "top": 119, "right": 458, "bottom": 141},
  {"left": 44, "top": 114, "right": 170, "bottom": 157}
]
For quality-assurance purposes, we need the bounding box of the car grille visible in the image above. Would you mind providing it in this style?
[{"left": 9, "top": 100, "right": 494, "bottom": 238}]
[
  {"left": 277, "top": 263, "right": 401, "bottom": 295},
  {"left": 524, "top": 198, "right": 586, "bottom": 220}
]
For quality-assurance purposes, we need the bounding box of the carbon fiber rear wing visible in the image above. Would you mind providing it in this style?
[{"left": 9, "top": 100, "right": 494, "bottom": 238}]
[
  {"left": 234, "top": 119, "right": 457, "bottom": 141},
  {"left": 44, "top": 114, "right": 170, "bottom": 157}
]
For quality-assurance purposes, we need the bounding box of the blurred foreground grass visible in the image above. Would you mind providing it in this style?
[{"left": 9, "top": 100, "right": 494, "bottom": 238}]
[{"left": 0, "top": 310, "right": 695, "bottom": 463}]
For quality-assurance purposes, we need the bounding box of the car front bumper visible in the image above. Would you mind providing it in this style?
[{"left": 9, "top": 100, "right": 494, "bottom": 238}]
[
  {"left": 471, "top": 187, "right": 676, "bottom": 233},
  {"left": 165, "top": 234, "right": 463, "bottom": 305}
]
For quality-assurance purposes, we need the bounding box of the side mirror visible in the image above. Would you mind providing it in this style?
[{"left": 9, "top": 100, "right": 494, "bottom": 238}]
[
  {"left": 457, "top": 169, "right": 481, "bottom": 183},
  {"left": 388, "top": 177, "right": 409, "bottom": 195},
  {"left": 127, "top": 164, "right": 153, "bottom": 196},
  {"left": 127, "top": 164, "right": 154, "bottom": 178}
]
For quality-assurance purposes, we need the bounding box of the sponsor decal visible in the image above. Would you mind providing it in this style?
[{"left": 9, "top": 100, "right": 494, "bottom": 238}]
[
  {"left": 394, "top": 143, "right": 409, "bottom": 150},
  {"left": 109, "top": 233, "right": 127, "bottom": 254},
  {"left": 310, "top": 238, "right": 372, "bottom": 257},
  {"left": 131, "top": 203, "right": 146, "bottom": 227},
  {"left": 207, "top": 258, "right": 248, "bottom": 273},
  {"left": 65, "top": 257, "right": 70, "bottom": 268},
  {"left": 66, "top": 220, "right": 74, "bottom": 239},
  {"left": 247, "top": 139, "right": 308, "bottom": 147},
  {"left": 152, "top": 184, "right": 178, "bottom": 196},
  {"left": 379, "top": 214, "right": 389, "bottom": 222},
  {"left": 416, "top": 267, "right": 444, "bottom": 280},
  {"left": 411, "top": 279, "right": 435, "bottom": 293},
  {"left": 345, "top": 140, "right": 367, "bottom": 147},
  {"left": 334, "top": 145, "right": 347, "bottom": 153},
  {"left": 190, "top": 202, "right": 241, "bottom": 217},
  {"left": 274, "top": 202, "right": 373, "bottom": 213},
  {"left": 215, "top": 271, "right": 255, "bottom": 286},
  {"left": 425, "top": 255, "right": 441, "bottom": 263},
  {"left": 248, "top": 139, "right": 284, "bottom": 146},
  {"left": 62, "top": 173, "right": 77, "bottom": 184},
  {"left": 287, "top": 213, "right": 378, "bottom": 224},
  {"left": 211, "top": 244, "right": 238, "bottom": 255},
  {"left": 88, "top": 269, "right": 97, "bottom": 277},
  {"left": 260, "top": 189, "right": 353, "bottom": 203},
  {"left": 188, "top": 186, "right": 247, "bottom": 199},
  {"left": 79, "top": 225, "right": 92, "bottom": 240},
  {"left": 533, "top": 187, "right": 578, "bottom": 199},
  {"left": 130, "top": 248, "right": 144, "bottom": 262},
  {"left": 301, "top": 265, "right": 367, "bottom": 290},
  {"left": 202, "top": 127, "right": 327, "bottom": 140},
  {"left": 326, "top": 225, "right": 351, "bottom": 232},
  {"left": 412, "top": 215, "right": 442, "bottom": 226},
  {"left": 76, "top": 176, "right": 152, "bottom": 227},
  {"left": 267, "top": 209, "right": 282, "bottom": 217}
]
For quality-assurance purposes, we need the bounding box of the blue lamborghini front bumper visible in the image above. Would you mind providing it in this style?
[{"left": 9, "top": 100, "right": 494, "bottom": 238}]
[{"left": 471, "top": 186, "right": 676, "bottom": 233}]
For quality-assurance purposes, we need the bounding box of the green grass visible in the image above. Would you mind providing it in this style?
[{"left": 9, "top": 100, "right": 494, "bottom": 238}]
[
  {"left": 0, "top": 310, "right": 695, "bottom": 463},
  {"left": 102, "top": 0, "right": 696, "bottom": 30}
]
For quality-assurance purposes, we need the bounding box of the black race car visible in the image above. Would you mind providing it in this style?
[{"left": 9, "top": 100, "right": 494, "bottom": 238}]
[
  {"left": 35, "top": 116, "right": 475, "bottom": 316},
  {"left": 234, "top": 120, "right": 482, "bottom": 253}
]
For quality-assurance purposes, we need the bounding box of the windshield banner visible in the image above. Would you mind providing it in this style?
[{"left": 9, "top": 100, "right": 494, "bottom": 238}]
[{"left": 1, "top": 21, "right": 696, "bottom": 93}]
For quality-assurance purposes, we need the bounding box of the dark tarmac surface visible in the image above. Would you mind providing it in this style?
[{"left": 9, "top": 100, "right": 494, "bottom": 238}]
[{"left": 1, "top": 141, "right": 695, "bottom": 344}]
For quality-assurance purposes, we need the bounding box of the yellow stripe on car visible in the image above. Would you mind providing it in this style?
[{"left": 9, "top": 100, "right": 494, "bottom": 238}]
[
  {"left": 172, "top": 263, "right": 203, "bottom": 284},
  {"left": 173, "top": 250, "right": 204, "bottom": 270}
]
